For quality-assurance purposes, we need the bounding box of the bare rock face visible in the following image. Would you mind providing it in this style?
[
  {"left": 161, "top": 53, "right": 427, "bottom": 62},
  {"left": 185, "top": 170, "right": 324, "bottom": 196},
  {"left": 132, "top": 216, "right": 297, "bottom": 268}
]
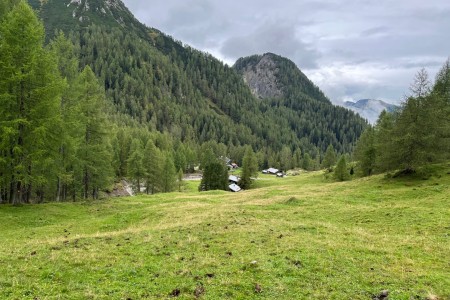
[
  {"left": 67, "top": 0, "right": 127, "bottom": 25},
  {"left": 240, "top": 54, "right": 283, "bottom": 99}
]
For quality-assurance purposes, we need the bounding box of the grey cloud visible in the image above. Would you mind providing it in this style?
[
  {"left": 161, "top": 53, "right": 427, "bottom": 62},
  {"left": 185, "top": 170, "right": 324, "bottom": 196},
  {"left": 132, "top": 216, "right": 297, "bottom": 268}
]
[
  {"left": 221, "top": 21, "right": 321, "bottom": 68},
  {"left": 361, "top": 26, "right": 389, "bottom": 37},
  {"left": 122, "top": 0, "right": 450, "bottom": 104}
]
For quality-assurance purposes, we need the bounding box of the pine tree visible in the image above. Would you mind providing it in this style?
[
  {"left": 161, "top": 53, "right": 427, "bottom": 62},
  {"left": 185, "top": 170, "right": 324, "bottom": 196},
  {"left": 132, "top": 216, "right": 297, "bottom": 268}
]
[
  {"left": 374, "top": 111, "right": 396, "bottom": 173},
  {"left": 322, "top": 144, "right": 337, "bottom": 171},
  {"left": 74, "top": 66, "right": 113, "bottom": 199},
  {"left": 143, "top": 140, "right": 162, "bottom": 194},
  {"left": 161, "top": 153, "right": 176, "bottom": 193},
  {"left": 0, "top": 2, "right": 64, "bottom": 204},
  {"left": 239, "top": 146, "right": 258, "bottom": 189},
  {"left": 302, "top": 153, "right": 312, "bottom": 171},
  {"left": 50, "top": 31, "right": 83, "bottom": 201},
  {"left": 334, "top": 156, "right": 350, "bottom": 181},
  {"left": 177, "top": 168, "right": 184, "bottom": 192},
  {"left": 199, "top": 161, "right": 228, "bottom": 191},
  {"left": 354, "top": 127, "right": 376, "bottom": 176},
  {"left": 127, "top": 138, "right": 146, "bottom": 193}
]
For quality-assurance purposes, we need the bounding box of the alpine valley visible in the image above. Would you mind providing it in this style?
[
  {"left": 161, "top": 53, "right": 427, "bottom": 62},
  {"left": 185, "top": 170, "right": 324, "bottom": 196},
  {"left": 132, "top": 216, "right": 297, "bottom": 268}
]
[{"left": 28, "top": 0, "right": 367, "bottom": 156}]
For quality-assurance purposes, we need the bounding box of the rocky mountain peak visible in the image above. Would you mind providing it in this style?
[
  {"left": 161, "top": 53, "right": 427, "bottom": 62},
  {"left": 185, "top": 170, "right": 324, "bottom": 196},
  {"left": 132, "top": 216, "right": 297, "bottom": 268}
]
[
  {"left": 234, "top": 53, "right": 284, "bottom": 99},
  {"left": 66, "top": 0, "right": 127, "bottom": 25},
  {"left": 344, "top": 99, "right": 398, "bottom": 124}
]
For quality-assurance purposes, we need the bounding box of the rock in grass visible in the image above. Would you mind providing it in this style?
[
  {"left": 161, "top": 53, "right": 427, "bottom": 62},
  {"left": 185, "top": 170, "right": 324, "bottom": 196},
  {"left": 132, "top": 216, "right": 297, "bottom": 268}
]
[{"left": 372, "top": 290, "right": 389, "bottom": 300}]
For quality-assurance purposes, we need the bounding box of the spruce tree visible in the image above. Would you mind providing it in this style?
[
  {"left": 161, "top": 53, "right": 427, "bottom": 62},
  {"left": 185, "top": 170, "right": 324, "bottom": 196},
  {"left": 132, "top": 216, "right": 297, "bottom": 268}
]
[
  {"left": 322, "top": 144, "right": 337, "bottom": 171},
  {"left": 143, "top": 140, "right": 162, "bottom": 194},
  {"left": 334, "top": 156, "right": 350, "bottom": 181},
  {"left": 354, "top": 127, "right": 376, "bottom": 176},
  {"left": 200, "top": 161, "right": 228, "bottom": 191},
  {"left": 239, "top": 146, "right": 258, "bottom": 189},
  {"left": 161, "top": 154, "right": 176, "bottom": 193},
  {"left": 127, "top": 138, "right": 146, "bottom": 193}
]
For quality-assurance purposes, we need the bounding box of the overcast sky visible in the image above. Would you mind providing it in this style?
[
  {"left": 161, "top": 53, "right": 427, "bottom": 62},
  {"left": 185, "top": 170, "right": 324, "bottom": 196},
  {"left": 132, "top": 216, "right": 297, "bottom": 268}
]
[{"left": 122, "top": 0, "right": 449, "bottom": 104}]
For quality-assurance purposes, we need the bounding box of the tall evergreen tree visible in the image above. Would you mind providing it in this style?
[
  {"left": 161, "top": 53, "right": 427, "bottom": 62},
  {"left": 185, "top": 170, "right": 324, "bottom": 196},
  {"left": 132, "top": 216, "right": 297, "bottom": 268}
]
[
  {"left": 239, "top": 146, "right": 258, "bottom": 189},
  {"left": 74, "top": 66, "right": 113, "bottom": 199},
  {"left": 322, "top": 144, "right": 337, "bottom": 171},
  {"left": 0, "top": 1, "right": 64, "bottom": 204},
  {"left": 127, "top": 138, "right": 146, "bottom": 193},
  {"left": 199, "top": 161, "right": 228, "bottom": 191},
  {"left": 143, "top": 140, "right": 162, "bottom": 194},
  {"left": 160, "top": 153, "right": 176, "bottom": 193},
  {"left": 49, "top": 31, "right": 83, "bottom": 201},
  {"left": 334, "top": 156, "right": 350, "bottom": 181},
  {"left": 354, "top": 126, "right": 376, "bottom": 176}
]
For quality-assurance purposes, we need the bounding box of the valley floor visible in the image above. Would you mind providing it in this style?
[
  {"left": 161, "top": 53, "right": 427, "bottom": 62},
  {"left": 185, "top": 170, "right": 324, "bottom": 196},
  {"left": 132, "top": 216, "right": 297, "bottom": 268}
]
[{"left": 0, "top": 165, "right": 449, "bottom": 299}]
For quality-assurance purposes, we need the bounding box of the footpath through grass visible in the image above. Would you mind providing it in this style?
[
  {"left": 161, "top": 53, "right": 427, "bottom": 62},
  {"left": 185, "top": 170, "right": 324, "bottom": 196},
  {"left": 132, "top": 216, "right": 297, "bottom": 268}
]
[{"left": 0, "top": 165, "right": 449, "bottom": 299}]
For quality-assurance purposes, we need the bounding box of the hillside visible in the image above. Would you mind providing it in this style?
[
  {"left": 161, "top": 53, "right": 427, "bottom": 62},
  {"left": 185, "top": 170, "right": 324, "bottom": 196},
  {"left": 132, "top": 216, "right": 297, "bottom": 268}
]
[
  {"left": 1, "top": 165, "right": 448, "bottom": 299},
  {"left": 27, "top": 0, "right": 367, "bottom": 156},
  {"left": 344, "top": 99, "right": 399, "bottom": 124},
  {"left": 234, "top": 53, "right": 368, "bottom": 152}
]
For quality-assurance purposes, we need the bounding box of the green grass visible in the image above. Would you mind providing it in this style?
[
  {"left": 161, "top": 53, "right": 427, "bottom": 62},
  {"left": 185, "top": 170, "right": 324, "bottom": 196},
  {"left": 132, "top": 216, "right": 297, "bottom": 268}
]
[{"left": 1, "top": 166, "right": 449, "bottom": 300}]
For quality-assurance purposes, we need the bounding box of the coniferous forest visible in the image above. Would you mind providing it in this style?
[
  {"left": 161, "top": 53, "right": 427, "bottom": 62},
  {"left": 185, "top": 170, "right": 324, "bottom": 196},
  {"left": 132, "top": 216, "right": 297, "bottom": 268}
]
[{"left": 1, "top": 0, "right": 448, "bottom": 205}]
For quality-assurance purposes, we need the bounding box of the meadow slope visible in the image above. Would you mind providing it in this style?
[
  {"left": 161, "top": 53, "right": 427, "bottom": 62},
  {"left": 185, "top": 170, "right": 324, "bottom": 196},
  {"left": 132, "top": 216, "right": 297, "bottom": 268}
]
[{"left": 0, "top": 166, "right": 449, "bottom": 300}]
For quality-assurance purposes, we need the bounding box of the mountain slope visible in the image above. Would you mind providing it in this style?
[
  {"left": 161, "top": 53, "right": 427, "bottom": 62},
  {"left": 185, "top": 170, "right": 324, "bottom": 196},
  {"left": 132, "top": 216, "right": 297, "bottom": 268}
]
[
  {"left": 234, "top": 53, "right": 368, "bottom": 153},
  {"left": 344, "top": 99, "right": 398, "bottom": 124},
  {"left": 27, "top": 0, "right": 367, "bottom": 157}
]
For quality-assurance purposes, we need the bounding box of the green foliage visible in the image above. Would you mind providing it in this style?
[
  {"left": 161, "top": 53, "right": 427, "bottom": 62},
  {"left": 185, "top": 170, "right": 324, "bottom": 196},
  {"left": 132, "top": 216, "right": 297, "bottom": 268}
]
[
  {"left": 0, "top": 1, "right": 64, "bottom": 204},
  {"left": 127, "top": 139, "right": 146, "bottom": 193},
  {"left": 177, "top": 168, "right": 184, "bottom": 192},
  {"left": 160, "top": 154, "right": 177, "bottom": 193},
  {"left": 30, "top": 0, "right": 367, "bottom": 161},
  {"left": 74, "top": 66, "right": 113, "bottom": 199},
  {"left": 143, "top": 140, "right": 162, "bottom": 194},
  {"left": 302, "top": 153, "right": 312, "bottom": 171},
  {"left": 354, "top": 64, "right": 450, "bottom": 176},
  {"left": 239, "top": 146, "right": 258, "bottom": 189},
  {"left": 322, "top": 144, "right": 337, "bottom": 170},
  {"left": 199, "top": 161, "right": 228, "bottom": 191},
  {"left": 353, "top": 127, "right": 376, "bottom": 176},
  {"left": 334, "top": 156, "right": 350, "bottom": 181}
]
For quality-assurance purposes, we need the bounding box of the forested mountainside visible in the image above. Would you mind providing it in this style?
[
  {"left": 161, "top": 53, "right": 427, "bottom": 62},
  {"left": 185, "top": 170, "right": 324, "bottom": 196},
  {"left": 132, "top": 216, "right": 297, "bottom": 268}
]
[
  {"left": 234, "top": 53, "right": 367, "bottom": 153},
  {"left": 0, "top": 0, "right": 368, "bottom": 204},
  {"left": 28, "top": 0, "right": 366, "bottom": 154}
]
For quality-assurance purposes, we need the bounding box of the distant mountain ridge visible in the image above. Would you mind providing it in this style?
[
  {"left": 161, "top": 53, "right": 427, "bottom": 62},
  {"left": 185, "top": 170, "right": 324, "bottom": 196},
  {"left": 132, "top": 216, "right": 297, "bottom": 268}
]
[
  {"left": 26, "top": 0, "right": 368, "bottom": 155},
  {"left": 344, "top": 99, "right": 398, "bottom": 124}
]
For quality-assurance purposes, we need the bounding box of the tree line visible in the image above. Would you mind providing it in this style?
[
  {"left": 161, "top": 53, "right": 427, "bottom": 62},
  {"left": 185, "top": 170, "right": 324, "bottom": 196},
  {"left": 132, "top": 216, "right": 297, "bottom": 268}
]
[{"left": 354, "top": 64, "right": 450, "bottom": 177}]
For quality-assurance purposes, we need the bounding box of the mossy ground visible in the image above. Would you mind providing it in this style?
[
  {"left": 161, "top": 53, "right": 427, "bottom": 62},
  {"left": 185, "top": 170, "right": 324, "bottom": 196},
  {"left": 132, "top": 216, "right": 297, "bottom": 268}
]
[{"left": 1, "top": 165, "right": 449, "bottom": 299}]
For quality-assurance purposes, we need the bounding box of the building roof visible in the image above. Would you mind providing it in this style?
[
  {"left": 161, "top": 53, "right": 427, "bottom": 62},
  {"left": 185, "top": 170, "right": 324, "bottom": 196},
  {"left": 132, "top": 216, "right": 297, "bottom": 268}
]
[
  {"left": 267, "top": 168, "right": 279, "bottom": 174},
  {"left": 229, "top": 183, "right": 242, "bottom": 192},
  {"left": 229, "top": 175, "right": 239, "bottom": 183}
]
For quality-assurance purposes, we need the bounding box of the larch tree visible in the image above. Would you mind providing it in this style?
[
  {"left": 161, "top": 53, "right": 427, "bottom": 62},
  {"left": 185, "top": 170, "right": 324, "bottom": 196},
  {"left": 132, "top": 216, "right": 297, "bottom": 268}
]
[
  {"left": 0, "top": 1, "right": 64, "bottom": 204},
  {"left": 127, "top": 138, "right": 146, "bottom": 193},
  {"left": 49, "top": 31, "right": 83, "bottom": 201},
  {"left": 143, "top": 139, "right": 162, "bottom": 194},
  {"left": 334, "top": 156, "right": 350, "bottom": 181},
  {"left": 239, "top": 146, "right": 258, "bottom": 189},
  {"left": 353, "top": 126, "right": 376, "bottom": 176},
  {"left": 160, "top": 153, "right": 177, "bottom": 193},
  {"left": 322, "top": 144, "right": 337, "bottom": 171},
  {"left": 74, "top": 66, "right": 113, "bottom": 199}
]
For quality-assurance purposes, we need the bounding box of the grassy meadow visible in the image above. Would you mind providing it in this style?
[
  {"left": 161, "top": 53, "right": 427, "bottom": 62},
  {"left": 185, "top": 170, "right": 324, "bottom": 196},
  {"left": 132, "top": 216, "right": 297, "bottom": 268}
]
[{"left": 0, "top": 165, "right": 449, "bottom": 299}]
